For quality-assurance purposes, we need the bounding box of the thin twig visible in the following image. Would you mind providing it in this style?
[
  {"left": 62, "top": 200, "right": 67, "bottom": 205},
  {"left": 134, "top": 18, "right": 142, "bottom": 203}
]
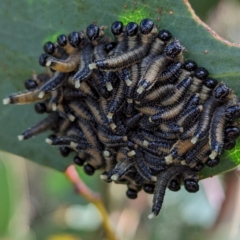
[{"left": 65, "top": 165, "right": 118, "bottom": 240}]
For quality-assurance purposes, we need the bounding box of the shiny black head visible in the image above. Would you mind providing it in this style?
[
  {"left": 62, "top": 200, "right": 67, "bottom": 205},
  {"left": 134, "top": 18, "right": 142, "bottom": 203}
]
[
  {"left": 184, "top": 179, "right": 199, "bottom": 193},
  {"left": 226, "top": 104, "right": 240, "bottom": 121},
  {"left": 203, "top": 77, "right": 218, "bottom": 89},
  {"left": 140, "top": 18, "right": 154, "bottom": 34},
  {"left": 194, "top": 67, "right": 209, "bottom": 80},
  {"left": 126, "top": 189, "right": 138, "bottom": 199},
  {"left": 193, "top": 163, "right": 204, "bottom": 172},
  {"left": 84, "top": 164, "right": 95, "bottom": 175},
  {"left": 57, "top": 34, "right": 67, "bottom": 47},
  {"left": 224, "top": 139, "right": 236, "bottom": 150},
  {"left": 34, "top": 102, "right": 46, "bottom": 114},
  {"left": 24, "top": 79, "right": 37, "bottom": 90},
  {"left": 111, "top": 21, "right": 124, "bottom": 35},
  {"left": 165, "top": 40, "right": 183, "bottom": 58},
  {"left": 126, "top": 22, "right": 138, "bottom": 36},
  {"left": 168, "top": 179, "right": 181, "bottom": 192},
  {"left": 225, "top": 126, "right": 240, "bottom": 139},
  {"left": 59, "top": 146, "right": 71, "bottom": 157},
  {"left": 104, "top": 42, "right": 117, "bottom": 53},
  {"left": 74, "top": 155, "right": 85, "bottom": 166},
  {"left": 143, "top": 184, "right": 155, "bottom": 194},
  {"left": 39, "top": 53, "right": 48, "bottom": 66},
  {"left": 158, "top": 29, "right": 172, "bottom": 42},
  {"left": 183, "top": 60, "right": 198, "bottom": 71},
  {"left": 68, "top": 32, "right": 81, "bottom": 48},
  {"left": 214, "top": 83, "right": 230, "bottom": 101},
  {"left": 205, "top": 156, "right": 220, "bottom": 168},
  {"left": 43, "top": 41, "right": 55, "bottom": 55},
  {"left": 87, "top": 24, "right": 100, "bottom": 41}
]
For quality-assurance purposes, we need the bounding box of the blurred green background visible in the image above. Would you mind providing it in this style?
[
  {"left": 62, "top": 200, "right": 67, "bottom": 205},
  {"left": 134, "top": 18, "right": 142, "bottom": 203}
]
[{"left": 1, "top": 0, "right": 240, "bottom": 240}]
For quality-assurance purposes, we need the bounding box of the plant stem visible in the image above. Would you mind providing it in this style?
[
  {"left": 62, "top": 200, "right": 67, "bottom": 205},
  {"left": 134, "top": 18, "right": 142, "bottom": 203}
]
[{"left": 65, "top": 165, "right": 118, "bottom": 240}]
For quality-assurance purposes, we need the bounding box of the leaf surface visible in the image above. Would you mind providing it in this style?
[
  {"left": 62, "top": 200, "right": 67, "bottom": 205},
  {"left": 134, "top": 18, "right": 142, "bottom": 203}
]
[{"left": 0, "top": 0, "right": 240, "bottom": 176}]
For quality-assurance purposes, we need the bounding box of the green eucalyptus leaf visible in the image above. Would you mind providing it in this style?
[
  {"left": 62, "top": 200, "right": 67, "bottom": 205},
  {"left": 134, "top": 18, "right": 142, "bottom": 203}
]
[{"left": 0, "top": 0, "right": 240, "bottom": 176}]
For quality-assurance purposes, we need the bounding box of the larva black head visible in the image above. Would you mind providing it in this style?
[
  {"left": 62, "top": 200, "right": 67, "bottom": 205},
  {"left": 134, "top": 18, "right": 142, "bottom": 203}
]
[
  {"left": 158, "top": 29, "right": 172, "bottom": 42},
  {"left": 59, "top": 146, "right": 71, "bottom": 157},
  {"left": 126, "top": 22, "right": 138, "bottom": 36},
  {"left": 74, "top": 155, "right": 85, "bottom": 166},
  {"left": 143, "top": 184, "right": 155, "bottom": 194},
  {"left": 183, "top": 60, "right": 198, "bottom": 71},
  {"left": 226, "top": 104, "right": 240, "bottom": 121},
  {"left": 105, "top": 42, "right": 117, "bottom": 53},
  {"left": 57, "top": 34, "right": 67, "bottom": 47},
  {"left": 165, "top": 40, "right": 183, "bottom": 58},
  {"left": 203, "top": 77, "right": 218, "bottom": 89},
  {"left": 224, "top": 139, "right": 236, "bottom": 150},
  {"left": 24, "top": 79, "right": 37, "bottom": 90},
  {"left": 205, "top": 156, "right": 220, "bottom": 168},
  {"left": 111, "top": 21, "right": 124, "bottom": 36},
  {"left": 43, "top": 41, "right": 55, "bottom": 55},
  {"left": 84, "top": 164, "right": 95, "bottom": 175},
  {"left": 34, "top": 102, "right": 46, "bottom": 114},
  {"left": 68, "top": 32, "right": 81, "bottom": 48},
  {"left": 126, "top": 189, "right": 138, "bottom": 199},
  {"left": 194, "top": 67, "right": 209, "bottom": 80},
  {"left": 225, "top": 126, "right": 240, "bottom": 140},
  {"left": 39, "top": 53, "right": 48, "bottom": 66},
  {"left": 193, "top": 163, "right": 204, "bottom": 172},
  {"left": 168, "top": 179, "right": 181, "bottom": 192},
  {"left": 139, "top": 18, "right": 154, "bottom": 34},
  {"left": 184, "top": 179, "right": 199, "bottom": 193},
  {"left": 87, "top": 24, "right": 100, "bottom": 41},
  {"left": 214, "top": 83, "right": 230, "bottom": 101}
]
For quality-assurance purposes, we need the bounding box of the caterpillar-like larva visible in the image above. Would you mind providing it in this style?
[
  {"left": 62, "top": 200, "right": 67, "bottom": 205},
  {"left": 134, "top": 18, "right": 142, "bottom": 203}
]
[{"left": 3, "top": 18, "right": 240, "bottom": 219}]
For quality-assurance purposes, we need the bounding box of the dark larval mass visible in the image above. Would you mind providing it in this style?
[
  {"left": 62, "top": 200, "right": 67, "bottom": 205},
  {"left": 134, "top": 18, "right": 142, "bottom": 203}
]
[{"left": 3, "top": 19, "right": 240, "bottom": 219}]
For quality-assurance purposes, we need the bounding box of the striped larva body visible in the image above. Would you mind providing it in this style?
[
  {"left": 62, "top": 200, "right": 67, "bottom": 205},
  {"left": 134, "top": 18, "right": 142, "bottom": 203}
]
[
  {"left": 199, "top": 77, "right": 218, "bottom": 103},
  {"left": 158, "top": 62, "right": 182, "bottom": 84},
  {"left": 107, "top": 80, "right": 126, "bottom": 124},
  {"left": 189, "top": 67, "right": 209, "bottom": 94},
  {"left": 160, "top": 77, "right": 192, "bottom": 106},
  {"left": 149, "top": 100, "right": 186, "bottom": 124},
  {"left": 140, "top": 83, "right": 175, "bottom": 105},
  {"left": 137, "top": 40, "right": 185, "bottom": 94},
  {"left": 97, "top": 126, "right": 128, "bottom": 147},
  {"left": 68, "top": 101, "right": 94, "bottom": 123},
  {"left": 140, "top": 29, "right": 172, "bottom": 76},
  {"left": 18, "top": 113, "right": 59, "bottom": 141},
  {"left": 77, "top": 120, "right": 103, "bottom": 150},
  {"left": 46, "top": 49, "right": 81, "bottom": 72},
  {"left": 134, "top": 151, "right": 157, "bottom": 182},
  {"left": 177, "top": 105, "right": 203, "bottom": 130},
  {"left": 209, "top": 105, "right": 227, "bottom": 159},
  {"left": 90, "top": 19, "right": 157, "bottom": 71},
  {"left": 176, "top": 60, "right": 197, "bottom": 83},
  {"left": 191, "top": 83, "right": 232, "bottom": 144},
  {"left": 165, "top": 139, "right": 194, "bottom": 164},
  {"left": 38, "top": 72, "right": 67, "bottom": 98},
  {"left": 85, "top": 98, "right": 110, "bottom": 128},
  {"left": 149, "top": 165, "right": 190, "bottom": 219},
  {"left": 3, "top": 89, "right": 50, "bottom": 105},
  {"left": 184, "top": 138, "right": 209, "bottom": 166},
  {"left": 49, "top": 88, "right": 63, "bottom": 110}
]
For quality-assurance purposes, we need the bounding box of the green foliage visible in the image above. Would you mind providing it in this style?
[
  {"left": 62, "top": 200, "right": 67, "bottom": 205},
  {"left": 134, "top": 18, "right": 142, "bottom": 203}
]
[{"left": 0, "top": 0, "right": 240, "bottom": 177}]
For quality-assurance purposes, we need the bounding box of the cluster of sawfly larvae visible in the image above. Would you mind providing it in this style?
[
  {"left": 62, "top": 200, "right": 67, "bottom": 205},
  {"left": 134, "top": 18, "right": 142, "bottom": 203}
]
[{"left": 3, "top": 19, "right": 240, "bottom": 219}]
